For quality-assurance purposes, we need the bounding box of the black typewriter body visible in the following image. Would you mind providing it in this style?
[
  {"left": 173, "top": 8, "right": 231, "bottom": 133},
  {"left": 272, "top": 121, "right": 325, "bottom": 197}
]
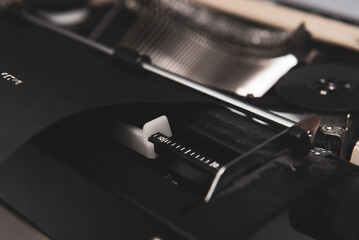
[{"left": 1, "top": 1, "right": 359, "bottom": 240}]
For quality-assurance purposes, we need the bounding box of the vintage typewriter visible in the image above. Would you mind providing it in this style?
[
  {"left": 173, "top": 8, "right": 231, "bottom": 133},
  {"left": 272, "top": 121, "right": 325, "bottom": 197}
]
[{"left": 1, "top": 0, "right": 359, "bottom": 239}]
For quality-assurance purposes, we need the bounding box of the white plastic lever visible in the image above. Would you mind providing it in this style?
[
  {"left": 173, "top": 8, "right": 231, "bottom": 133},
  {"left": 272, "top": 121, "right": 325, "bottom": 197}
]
[
  {"left": 113, "top": 116, "right": 172, "bottom": 159},
  {"left": 350, "top": 141, "right": 359, "bottom": 166}
]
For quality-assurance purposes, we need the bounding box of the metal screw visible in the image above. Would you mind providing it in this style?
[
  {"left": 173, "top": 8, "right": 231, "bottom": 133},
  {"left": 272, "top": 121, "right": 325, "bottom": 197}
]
[
  {"left": 313, "top": 151, "right": 321, "bottom": 156},
  {"left": 325, "top": 126, "right": 333, "bottom": 130},
  {"left": 307, "top": 130, "right": 313, "bottom": 138},
  {"left": 320, "top": 90, "right": 328, "bottom": 95},
  {"left": 322, "top": 125, "right": 334, "bottom": 133}
]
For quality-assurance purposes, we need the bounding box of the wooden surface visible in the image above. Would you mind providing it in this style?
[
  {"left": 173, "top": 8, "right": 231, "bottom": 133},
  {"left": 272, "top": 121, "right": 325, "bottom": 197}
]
[
  {"left": 89, "top": 0, "right": 359, "bottom": 51},
  {"left": 195, "top": 0, "right": 359, "bottom": 52},
  {"left": 0, "top": 203, "right": 50, "bottom": 240}
]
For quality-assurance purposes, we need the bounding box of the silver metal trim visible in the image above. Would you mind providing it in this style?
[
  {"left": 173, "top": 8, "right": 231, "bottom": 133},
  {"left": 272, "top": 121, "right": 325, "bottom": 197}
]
[
  {"left": 204, "top": 114, "right": 317, "bottom": 202},
  {"left": 142, "top": 63, "right": 296, "bottom": 128}
]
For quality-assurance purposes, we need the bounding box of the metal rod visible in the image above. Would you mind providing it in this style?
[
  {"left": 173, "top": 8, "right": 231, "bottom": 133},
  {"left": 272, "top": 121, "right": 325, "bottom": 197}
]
[
  {"left": 89, "top": 0, "right": 123, "bottom": 40},
  {"left": 142, "top": 63, "right": 296, "bottom": 128}
]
